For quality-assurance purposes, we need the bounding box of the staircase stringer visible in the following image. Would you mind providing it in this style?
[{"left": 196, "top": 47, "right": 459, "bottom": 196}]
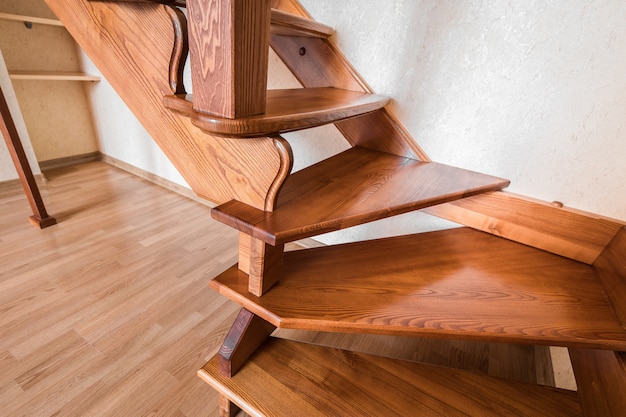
[
  {"left": 46, "top": 0, "right": 293, "bottom": 212},
  {"left": 269, "top": 0, "right": 430, "bottom": 162},
  {"left": 424, "top": 192, "right": 626, "bottom": 264}
]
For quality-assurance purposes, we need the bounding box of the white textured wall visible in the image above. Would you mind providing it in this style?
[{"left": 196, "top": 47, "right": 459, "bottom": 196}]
[
  {"left": 297, "top": 0, "right": 626, "bottom": 243},
  {"left": 82, "top": 1, "right": 625, "bottom": 243}
]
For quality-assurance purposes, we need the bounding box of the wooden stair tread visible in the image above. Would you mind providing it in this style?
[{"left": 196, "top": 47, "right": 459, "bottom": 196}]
[
  {"left": 199, "top": 337, "right": 582, "bottom": 417},
  {"left": 163, "top": 88, "right": 389, "bottom": 137},
  {"left": 211, "top": 227, "right": 626, "bottom": 350},
  {"left": 89, "top": 2, "right": 333, "bottom": 38},
  {"left": 212, "top": 147, "right": 510, "bottom": 244}
]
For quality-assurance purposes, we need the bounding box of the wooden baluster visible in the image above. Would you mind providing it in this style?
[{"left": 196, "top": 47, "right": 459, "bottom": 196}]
[
  {"left": 0, "top": 85, "right": 56, "bottom": 228},
  {"left": 186, "top": 0, "right": 271, "bottom": 118}
]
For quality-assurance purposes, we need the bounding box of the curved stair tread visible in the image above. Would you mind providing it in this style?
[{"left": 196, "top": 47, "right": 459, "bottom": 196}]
[
  {"left": 91, "top": 2, "right": 334, "bottom": 38},
  {"left": 164, "top": 88, "right": 390, "bottom": 137},
  {"left": 199, "top": 337, "right": 582, "bottom": 417},
  {"left": 212, "top": 147, "right": 510, "bottom": 244},
  {"left": 211, "top": 227, "right": 626, "bottom": 350}
]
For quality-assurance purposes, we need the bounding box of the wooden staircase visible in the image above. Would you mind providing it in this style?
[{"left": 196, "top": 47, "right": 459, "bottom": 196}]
[{"left": 45, "top": 0, "right": 626, "bottom": 415}]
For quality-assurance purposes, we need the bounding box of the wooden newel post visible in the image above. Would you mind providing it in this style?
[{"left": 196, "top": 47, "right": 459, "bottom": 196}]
[
  {"left": 0, "top": 85, "right": 56, "bottom": 229},
  {"left": 187, "top": 0, "right": 271, "bottom": 118}
]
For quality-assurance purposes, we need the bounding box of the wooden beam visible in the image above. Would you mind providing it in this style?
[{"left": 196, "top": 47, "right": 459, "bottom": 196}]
[
  {"left": 46, "top": 0, "right": 292, "bottom": 211},
  {"left": 0, "top": 85, "right": 56, "bottom": 228},
  {"left": 424, "top": 191, "right": 624, "bottom": 264}
]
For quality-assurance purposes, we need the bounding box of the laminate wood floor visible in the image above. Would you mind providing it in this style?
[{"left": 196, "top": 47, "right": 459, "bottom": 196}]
[{"left": 0, "top": 162, "right": 557, "bottom": 417}]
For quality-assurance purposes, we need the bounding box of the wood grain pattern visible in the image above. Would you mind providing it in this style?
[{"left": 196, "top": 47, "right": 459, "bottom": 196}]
[
  {"left": 593, "top": 227, "right": 626, "bottom": 327},
  {"left": 46, "top": 0, "right": 290, "bottom": 211},
  {"left": 211, "top": 227, "right": 626, "bottom": 350},
  {"left": 164, "top": 88, "right": 390, "bottom": 137},
  {"left": 187, "top": 0, "right": 271, "bottom": 118},
  {"left": 569, "top": 349, "right": 626, "bottom": 417},
  {"left": 212, "top": 146, "right": 509, "bottom": 245},
  {"left": 0, "top": 162, "right": 242, "bottom": 416},
  {"left": 0, "top": 85, "right": 56, "bottom": 228},
  {"left": 91, "top": 1, "right": 332, "bottom": 38},
  {"left": 270, "top": 8, "right": 333, "bottom": 38},
  {"left": 424, "top": 191, "right": 625, "bottom": 264},
  {"left": 200, "top": 337, "right": 582, "bottom": 417}
]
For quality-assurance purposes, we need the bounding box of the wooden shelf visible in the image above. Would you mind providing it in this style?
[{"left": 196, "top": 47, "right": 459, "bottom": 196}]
[
  {"left": 211, "top": 227, "right": 626, "bottom": 350},
  {"left": 9, "top": 71, "right": 100, "bottom": 81},
  {"left": 199, "top": 337, "right": 582, "bottom": 417},
  {"left": 0, "top": 12, "right": 63, "bottom": 27},
  {"left": 164, "top": 88, "right": 389, "bottom": 137},
  {"left": 212, "top": 146, "right": 510, "bottom": 245}
]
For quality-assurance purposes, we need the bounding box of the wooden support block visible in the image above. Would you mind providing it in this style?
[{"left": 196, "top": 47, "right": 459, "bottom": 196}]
[
  {"left": 217, "top": 308, "right": 276, "bottom": 377},
  {"left": 238, "top": 232, "right": 252, "bottom": 274},
  {"left": 187, "top": 0, "right": 271, "bottom": 118},
  {"left": 248, "top": 238, "right": 284, "bottom": 296}
]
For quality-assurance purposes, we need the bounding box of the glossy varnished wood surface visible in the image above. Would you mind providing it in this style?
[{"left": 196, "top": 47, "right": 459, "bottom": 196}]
[
  {"left": 200, "top": 337, "right": 582, "bottom": 417},
  {"left": 592, "top": 227, "right": 626, "bottom": 326},
  {"left": 270, "top": 8, "right": 333, "bottom": 38},
  {"left": 46, "top": 0, "right": 290, "bottom": 211},
  {"left": 569, "top": 349, "right": 626, "bottom": 417},
  {"left": 0, "top": 162, "right": 241, "bottom": 416},
  {"left": 187, "top": 0, "right": 271, "bottom": 118},
  {"left": 424, "top": 191, "right": 625, "bottom": 264},
  {"left": 211, "top": 227, "right": 626, "bottom": 350},
  {"left": 164, "top": 88, "right": 390, "bottom": 137},
  {"left": 212, "top": 146, "right": 509, "bottom": 245},
  {"left": 0, "top": 162, "right": 559, "bottom": 416}
]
